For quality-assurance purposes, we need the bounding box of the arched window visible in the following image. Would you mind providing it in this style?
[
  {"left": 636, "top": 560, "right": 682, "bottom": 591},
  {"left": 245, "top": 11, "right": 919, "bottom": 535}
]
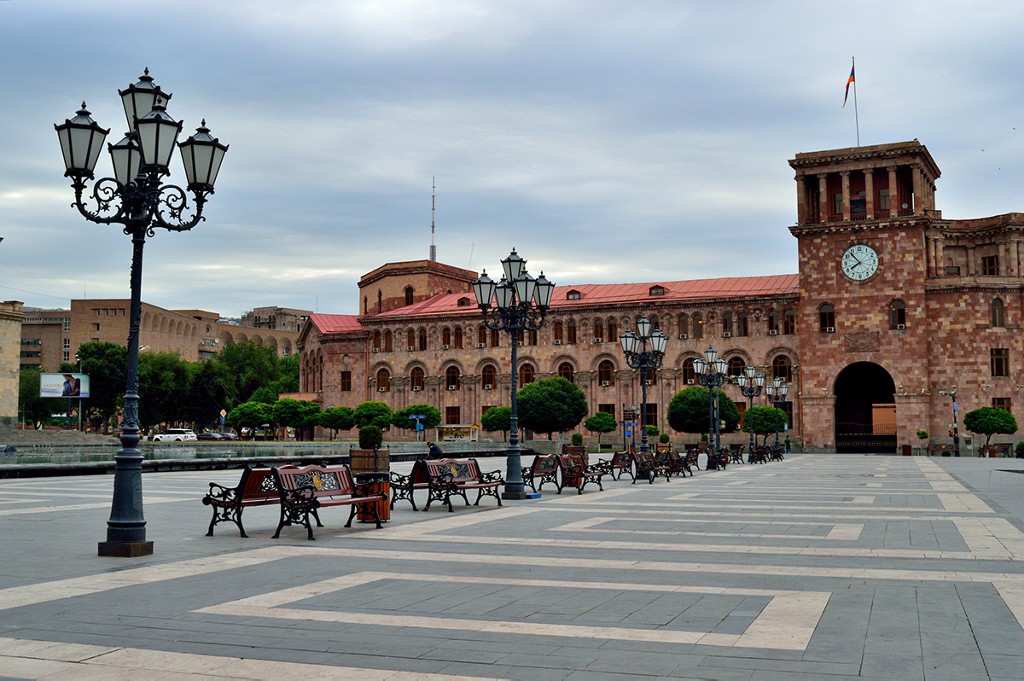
[
  {"left": 767, "top": 310, "right": 780, "bottom": 334},
  {"left": 410, "top": 367, "right": 425, "bottom": 391},
  {"left": 558, "top": 362, "right": 575, "bottom": 383},
  {"left": 598, "top": 360, "right": 614, "bottom": 385},
  {"left": 649, "top": 315, "right": 660, "bottom": 331},
  {"left": 567, "top": 320, "right": 577, "bottom": 344},
  {"left": 607, "top": 318, "right": 618, "bottom": 340},
  {"left": 490, "top": 328, "right": 500, "bottom": 347},
  {"left": 553, "top": 321, "right": 564, "bottom": 344},
  {"left": 677, "top": 313, "right": 689, "bottom": 338},
  {"left": 819, "top": 303, "right": 835, "bottom": 332},
  {"left": 527, "top": 329, "right": 538, "bottom": 345},
  {"left": 404, "top": 286, "right": 414, "bottom": 306},
  {"left": 727, "top": 356, "right": 746, "bottom": 376},
  {"left": 992, "top": 298, "right": 1006, "bottom": 327},
  {"left": 783, "top": 308, "right": 796, "bottom": 335},
  {"left": 384, "top": 330, "right": 393, "bottom": 352},
  {"left": 594, "top": 319, "right": 605, "bottom": 341},
  {"left": 478, "top": 325, "right": 488, "bottom": 346},
  {"left": 454, "top": 326, "right": 464, "bottom": 349},
  {"left": 407, "top": 328, "right": 415, "bottom": 351},
  {"left": 682, "top": 357, "right": 696, "bottom": 384},
  {"left": 722, "top": 312, "right": 733, "bottom": 336},
  {"left": 445, "top": 366, "right": 461, "bottom": 390},
  {"left": 442, "top": 327, "right": 452, "bottom": 347},
  {"left": 888, "top": 300, "right": 906, "bottom": 329},
  {"left": 519, "top": 363, "right": 535, "bottom": 388},
  {"left": 376, "top": 368, "right": 391, "bottom": 392},
  {"left": 377, "top": 290, "right": 383, "bottom": 313},
  {"left": 372, "top": 330, "right": 382, "bottom": 350},
  {"left": 418, "top": 327, "right": 427, "bottom": 351},
  {"left": 772, "top": 355, "right": 793, "bottom": 382},
  {"left": 692, "top": 313, "right": 704, "bottom": 339},
  {"left": 736, "top": 312, "right": 749, "bottom": 337},
  {"left": 482, "top": 364, "right": 497, "bottom": 389},
  {"left": 363, "top": 296, "right": 368, "bottom": 315}
]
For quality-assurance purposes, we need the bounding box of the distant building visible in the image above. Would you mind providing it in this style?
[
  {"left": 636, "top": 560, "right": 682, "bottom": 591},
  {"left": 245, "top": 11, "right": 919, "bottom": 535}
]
[
  {"left": 241, "top": 306, "right": 312, "bottom": 332},
  {"left": 1, "top": 301, "right": 25, "bottom": 430}
]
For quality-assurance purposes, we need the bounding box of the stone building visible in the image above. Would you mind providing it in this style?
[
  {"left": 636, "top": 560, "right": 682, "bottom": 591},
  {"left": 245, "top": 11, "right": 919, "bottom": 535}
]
[
  {"left": 240, "top": 306, "right": 312, "bottom": 332},
  {"left": 0, "top": 301, "right": 25, "bottom": 430},
  {"left": 298, "top": 140, "right": 1024, "bottom": 452}
]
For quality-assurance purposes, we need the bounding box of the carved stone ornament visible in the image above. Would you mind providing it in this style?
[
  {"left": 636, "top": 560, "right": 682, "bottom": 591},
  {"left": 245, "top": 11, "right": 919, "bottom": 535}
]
[{"left": 844, "top": 331, "right": 880, "bottom": 353}]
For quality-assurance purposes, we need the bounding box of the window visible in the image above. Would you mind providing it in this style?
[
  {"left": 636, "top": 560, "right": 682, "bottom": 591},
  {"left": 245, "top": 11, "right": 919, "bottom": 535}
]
[
  {"left": 558, "top": 362, "right": 575, "bottom": 382},
  {"left": 594, "top": 319, "right": 604, "bottom": 340},
  {"left": 384, "top": 330, "right": 393, "bottom": 352},
  {"left": 375, "top": 368, "right": 391, "bottom": 392},
  {"left": 992, "top": 298, "right": 1005, "bottom": 327},
  {"left": 567, "top": 320, "right": 577, "bottom": 344},
  {"left": 783, "top": 308, "right": 796, "bottom": 335},
  {"left": 481, "top": 405, "right": 496, "bottom": 420},
  {"left": 736, "top": 312, "right": 748, "bottom": 337},
  {"left": 772, "top": 355, "right": 793, "bottom": 382},
  {"left": 722, "top": 312, "right": 733, "bottom": 336},
  {"left": 445, "top": 406, "right": 461, "bottom": 424},
  {"left": 819, "top": 303, "right": 835, "bottom": 332},
  {"left": 780, "top": 401, "right": 794, "bottom": 428},
  {"left": 598, "top": 404, "right": 615, "bottom": 418},
  {"left": 518, "top": 363, "right": 535, "bottom": 388},
  {"left": 478, "top": 326, "right": 488, "bottom": 346},
  {"left": 643, "top": 404, "right": 658, "bottom": 431},
  {"left": 566, "top": 290, "right": 581, "bottom": 300},
  {"left": 408, "top": 329, "right": 416, "bottom": 349},
  {"left": 682, "top": 357, "right": 696, "bottom": 384},
  {"left": 418, "top": 327, "right": 428, "bottom": 351},
  {"left": 405, "top": 286, "right": 414, "bottom": 306},
  {"left": 607, "top": 319, "right": 617, "bottom": 340},
  {"left": 692, "top": 313, "right": 703, "bottom": 340},
  {"left": 482, "top": 364, "right": 497, "bottom": 389},
  {"left": 598, "top": 360, "right": 614, "bottom": 385},
  {"left": 410, "top": 367, "right": 425, "bottom": 391},
  {"left": 982, "top": 255, "right": 999, "bottom": 276},
  {"left": 372, "top": 331, "right": 382, "bottom": 351},
  {"left": 445, "top": 366, "right": 461, "bottom": 390},
  {"left": 527, "top": 328, "right": 538, "bottom": 345},
  {"left": 454, "top": 327, "right": 463, "bottom": 349},
  {"left": 649, "top": 285, "right": 665, "bottom": 296},
  {"left": 727, "top": 357, "right": 745, "bottom": 377},
  {"left": 490, "top": 328, "right": 500, "bottom": 347},
  {"left": 888, "top": 300, "right": 906, "bottom": 329},
  {"left": 879, "top": 188, "right": 890, "bottom": 211},
  {"left": 993, "top": 397, "right": 1012, "bottom": 412},
  {"left": 442, "top": 328, "right": 452, "bottom": 347},
  {"left": 945, "top": 265, "right": 961, "bottom": 276},
  {"left": 833, "top": 192, "right": 843, "bottom": 216},
  {"left": 991, "top": 348, "right": 1010, "bottom": 377},
  {"left": 553, "top": 321, "right": 564, "bottom": 344}
]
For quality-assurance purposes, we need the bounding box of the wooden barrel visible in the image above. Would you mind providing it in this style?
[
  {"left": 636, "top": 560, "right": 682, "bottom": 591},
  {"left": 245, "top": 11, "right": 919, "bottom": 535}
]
[
  {"left": 350, "top": 448, "right": 390, "bottom": 475},
  {"left": 355, "top": 478, "right": 391, "bottom": 523}
]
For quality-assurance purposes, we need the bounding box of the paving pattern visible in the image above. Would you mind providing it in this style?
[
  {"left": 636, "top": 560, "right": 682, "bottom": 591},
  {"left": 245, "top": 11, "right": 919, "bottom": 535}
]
[{"left": 1, "top": 454, "right": 1023, "bottom": 679}]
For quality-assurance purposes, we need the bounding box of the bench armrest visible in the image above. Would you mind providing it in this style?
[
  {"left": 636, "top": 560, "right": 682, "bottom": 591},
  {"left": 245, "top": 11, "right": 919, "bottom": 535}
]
[
  {"left": 389, "top": 471, "right": 412, "bottom": 488},
  {"left": 589, "top": 460, "right": 613, "bottom": 476},
  {"left": 281, "top": 485, "right": 318, "bottom": 508},
  {"left": 203, "top": 481, "right": 240, "bottom": 505},
  {"left": 353, "top": 482, "right": 384, "bottom": 498},
  {"left": 480, "top": 470, "right": 504, "bottom": 484}
]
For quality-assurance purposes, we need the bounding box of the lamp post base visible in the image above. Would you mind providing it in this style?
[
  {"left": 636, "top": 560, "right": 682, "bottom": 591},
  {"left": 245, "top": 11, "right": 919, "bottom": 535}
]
[
  {"left": 502, "top": 486, "right": 528, "bottom": 501},
  {"left": 98, "top": 540, "right": 154, "bottom": 557}
]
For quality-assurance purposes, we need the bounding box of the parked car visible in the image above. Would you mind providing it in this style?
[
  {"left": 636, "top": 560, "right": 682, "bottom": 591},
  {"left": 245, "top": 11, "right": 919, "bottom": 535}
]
[
  {"left": 197, "top": 431, "right": 224, "bottom": 441},
  {"left": 151, "top": 428, "right": 198, "bottom": 442}
]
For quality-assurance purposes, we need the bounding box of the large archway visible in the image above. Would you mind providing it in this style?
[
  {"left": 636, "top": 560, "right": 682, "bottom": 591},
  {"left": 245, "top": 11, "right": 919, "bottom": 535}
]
[{"left": 834, "top": 361, "right": 897, "bottom": 453}]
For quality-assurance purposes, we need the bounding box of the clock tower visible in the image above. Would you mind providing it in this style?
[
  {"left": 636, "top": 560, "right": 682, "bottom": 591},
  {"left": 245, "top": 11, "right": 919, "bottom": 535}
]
[{"left": 789, "top": 141, "right": 940, "bottom": 451}]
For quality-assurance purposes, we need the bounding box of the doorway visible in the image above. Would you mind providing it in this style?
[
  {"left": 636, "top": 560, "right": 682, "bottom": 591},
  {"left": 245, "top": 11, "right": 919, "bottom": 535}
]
[{"left": 834, "top": 361, "right": 897, "bottom": 453}]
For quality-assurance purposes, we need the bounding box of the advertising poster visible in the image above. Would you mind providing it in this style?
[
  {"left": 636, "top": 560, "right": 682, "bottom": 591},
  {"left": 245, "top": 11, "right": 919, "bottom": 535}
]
[{"left": 39, "top": 373, "right": 91, "bottom": 399}]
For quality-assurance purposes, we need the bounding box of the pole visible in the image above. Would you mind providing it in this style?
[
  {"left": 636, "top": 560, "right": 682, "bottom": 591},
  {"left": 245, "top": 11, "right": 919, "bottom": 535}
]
[
  {"left": 504, "top": 324, "right": 525, "bottom": 498},
  {"left": 639, "top": 365, "right": 649, "bottom": 453},
  {"left": 852, "top": 56, "right": 860, "bottom": 147}
]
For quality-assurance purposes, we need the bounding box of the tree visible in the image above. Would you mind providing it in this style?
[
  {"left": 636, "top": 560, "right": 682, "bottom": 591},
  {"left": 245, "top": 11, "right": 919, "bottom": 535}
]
[
  {"left": 208, "top": 342, "right": 281, "bottom": 405},
  {"left": 667, "top": 386, "right": 740, "bottom": 436},
  {"left": 75, "top": 341, "right": 128, "bottom": 430},
  {"left": 19, "top": 368, "right": 61, "bottom": 427},
  {"left": 319, "top": 406, "right": 355, "bottom": 440},
  {"left": 137, "top": 351, "right": 190, "bottom": 431},
  {"left": 517, "top": 377, "right": 588, "bottom": 439},
  {"left": 354, "top": 400, "right": 393, "bottom": 429},
  {"left": 272, "top": 398, "right": 322, "bottom": 440},
  {"left": 741, "top": 405, "right": 788, "bottom": 446},
  {"left": 227, "top": 401, "right": 273, "bottom": 437},
  {"left": 182, "top": 360, "right": 231, "bottom": 429},
  {"left": 963, "top": 406, "right": 1018, "bottom": 447},
  {"left": 391, "top": 404, "right": 442, "bottom": 434},
  {"left": 481, "top": 406, "right": 512, "bottom": 441},
  {"left": 584, "top": 411, "right": 618, "bottom": 446}
]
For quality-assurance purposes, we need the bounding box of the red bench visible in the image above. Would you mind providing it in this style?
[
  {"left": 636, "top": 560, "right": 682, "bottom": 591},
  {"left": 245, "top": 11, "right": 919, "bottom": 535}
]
[
  {"left": 201, "top": 465, "right": 279, "bottom": 538},
  {"left": 390, "top": 457, "right": 503, "bottom": 512},
  {"left": 271, "top": 464, "right": 388, "bottom": 540},
  {"left": 522, "top": 454, "right": 560, "bottom": 493}
]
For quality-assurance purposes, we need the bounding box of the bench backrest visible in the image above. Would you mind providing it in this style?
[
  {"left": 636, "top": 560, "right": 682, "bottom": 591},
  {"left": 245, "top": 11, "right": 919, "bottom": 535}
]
[
  {"left": 240, "top": 466, "right": 279, "bottom": 501},
  {"left": 532, "top": 454, "right": 559, "bottom": 476},
  {"left": 632, "top": 451, "right": 656, "bottom": 467},
  {"left": 610, "top": 450, "right": 632, "bottom": 467},
  {"left": 558, "top": 453, "right": 585, "bottom": 471},
  {"left": 275, "top": 464, "right": 355, "bottom": 498},
  {"left": 422, "top": 458, "right": 483, "bottom": 484}
]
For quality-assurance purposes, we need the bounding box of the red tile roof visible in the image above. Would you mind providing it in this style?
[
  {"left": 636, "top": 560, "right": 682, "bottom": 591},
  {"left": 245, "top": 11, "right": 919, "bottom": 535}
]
[{"left": 309, "top": 313, "right": 363, "bottom": 334}]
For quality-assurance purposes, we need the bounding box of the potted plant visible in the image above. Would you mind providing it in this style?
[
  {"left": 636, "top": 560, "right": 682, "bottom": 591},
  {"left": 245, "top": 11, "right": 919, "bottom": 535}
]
[{"left": 916, "top": 429, "right": 928, "bottom": 455}]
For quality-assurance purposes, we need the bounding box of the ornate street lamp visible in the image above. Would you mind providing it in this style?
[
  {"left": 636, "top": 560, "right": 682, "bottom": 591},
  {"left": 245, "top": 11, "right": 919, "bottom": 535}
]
[
  {"left": 938, "top": 388, "right": 959, "bottom": 457},
  {"left": 618, "top": 318, "right": 668, "bottom": 454},
  {"left": 693, "top": 346, "right": 728, "bottom": 458},
  {"left": 736, "top": 365, "right": 766, "bottom": 459},
  {"left": 55, "top": 69, "right": 227, "bottom": 557},
  {"left": 473, "top": 249, "right": 554, "bottom": 499},
  {"left": 765, "top": 376, "right": 789, "bottom": 452}
]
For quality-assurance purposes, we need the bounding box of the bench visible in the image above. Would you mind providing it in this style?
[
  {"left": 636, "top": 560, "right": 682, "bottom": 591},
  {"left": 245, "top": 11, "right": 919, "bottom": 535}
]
[
  {"left": 685, "top": 446, "right": 703, "bottom": 471},
  {"left": 631, "top": 451, "right": 671, "bottom": 484},
  {"left": 981, "top": 443, "right": 1012, "bottom": 457},
  {"left": 271, "top": 464, "right": 388, "bottom": 540},
  {"left": 597, "top": 450, "right": 634, "bottom": 481},
  {"left": 201, "top": 465, "right": 279, "bottom": 537},
  {"left": 391, "top": 457, "right": 504, "bottom": 512},
  {"left": 928, "top": 443, "right": 959, "bottom": 456},
  {"left": 729, "top": 444, "right": 745, "bottom": 464},
  {"left": 559, "top": 453, "right": 606, "bottom": 494},
  {"left": 656, "top": 449, "right": 691, "bottom": 477},
  {"left": 522, "top": 454, "right": 560, "bottom": 493}
]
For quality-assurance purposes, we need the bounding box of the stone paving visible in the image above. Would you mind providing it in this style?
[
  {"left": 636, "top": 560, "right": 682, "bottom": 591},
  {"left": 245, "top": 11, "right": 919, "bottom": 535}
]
[{"left": 1, "top": 453, "right": 1024, "bottom": 679}]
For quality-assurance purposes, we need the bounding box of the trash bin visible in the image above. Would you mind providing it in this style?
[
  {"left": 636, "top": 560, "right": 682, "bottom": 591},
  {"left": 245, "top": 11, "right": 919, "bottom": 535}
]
[{"left": 902, "top": 444, "right": 912, "bottom": 456}]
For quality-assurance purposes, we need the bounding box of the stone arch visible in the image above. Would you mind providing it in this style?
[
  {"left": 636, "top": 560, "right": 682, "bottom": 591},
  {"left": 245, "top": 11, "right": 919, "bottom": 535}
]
[{"left": 834, "top": 361, "right": 897, "bottom": 453}]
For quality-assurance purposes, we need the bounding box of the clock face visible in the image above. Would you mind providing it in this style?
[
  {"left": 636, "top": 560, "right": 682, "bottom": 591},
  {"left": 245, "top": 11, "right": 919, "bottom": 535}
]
[{"left": 841, "top": 244, "right": 879, "bottom": 281}]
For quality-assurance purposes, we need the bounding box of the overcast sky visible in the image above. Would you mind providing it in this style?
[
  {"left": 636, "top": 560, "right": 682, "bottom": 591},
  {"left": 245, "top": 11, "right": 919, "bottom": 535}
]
[{"left": 2, "top": 1, "right": 1023, "bottom": 318}]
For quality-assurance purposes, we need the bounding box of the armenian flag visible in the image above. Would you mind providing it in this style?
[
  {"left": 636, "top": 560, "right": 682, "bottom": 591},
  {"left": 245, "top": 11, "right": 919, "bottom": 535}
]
[{"left": 843, "top": 63, "right": 855, "bottom": 108}]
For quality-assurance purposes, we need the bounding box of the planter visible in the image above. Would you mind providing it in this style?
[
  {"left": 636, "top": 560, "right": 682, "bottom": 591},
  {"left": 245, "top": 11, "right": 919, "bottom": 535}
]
[{"left": 350, "top": 448, "right": 390, "bottom": 474}]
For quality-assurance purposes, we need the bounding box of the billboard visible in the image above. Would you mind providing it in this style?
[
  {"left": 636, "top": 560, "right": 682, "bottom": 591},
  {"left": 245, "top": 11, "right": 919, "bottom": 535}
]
[{"left": 40, "top": 373, "right": 91, "bottom": 399}]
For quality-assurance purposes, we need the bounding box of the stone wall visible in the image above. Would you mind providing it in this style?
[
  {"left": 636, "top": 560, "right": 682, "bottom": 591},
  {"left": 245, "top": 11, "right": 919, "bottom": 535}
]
[{"left": 0, "top": 301, "right": 25, "bottom": 430}]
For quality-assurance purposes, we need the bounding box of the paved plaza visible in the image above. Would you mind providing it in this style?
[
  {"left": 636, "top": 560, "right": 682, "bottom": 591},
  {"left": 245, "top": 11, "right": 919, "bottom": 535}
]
[{"left": 1, "top": 453, "right": 1024, "bottom": 679}]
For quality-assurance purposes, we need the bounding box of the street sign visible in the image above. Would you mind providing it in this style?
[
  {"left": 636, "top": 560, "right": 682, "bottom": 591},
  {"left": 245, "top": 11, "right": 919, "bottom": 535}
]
[
  {"left": 409, "top": 414, "right": 425, "bottom": 420},
  {"left": 220, "top": 409, "right": 227, "bottom": 417}
]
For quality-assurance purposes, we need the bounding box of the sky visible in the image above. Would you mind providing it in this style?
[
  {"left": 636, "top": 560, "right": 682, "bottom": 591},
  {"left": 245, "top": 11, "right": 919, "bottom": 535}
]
[{"left": 2, "top": 1, "right": 1023, "bottom": 319}]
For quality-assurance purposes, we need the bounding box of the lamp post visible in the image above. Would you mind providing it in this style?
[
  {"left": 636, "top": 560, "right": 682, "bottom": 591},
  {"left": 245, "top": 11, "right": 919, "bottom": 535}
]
[
  {"left": 938, "top": 388, "right": 959, "bottom": 457},
  {"left": 736, "top": 366, "right": 765, "bottom": 459},
  {"left": 473, "top": 249, "right": 554, "bottom": 499},
  {"left": 618, "top": 318, "right": 668, "bottom": 454},
  {"left": 693, "top": 346, "right": 728, "bottom": 459},
  {"left": 55, "top": 70, "right": 227, "bottom": 557},
  {"left": 765, "top": 377, "right": 789, "bottom": 451}
]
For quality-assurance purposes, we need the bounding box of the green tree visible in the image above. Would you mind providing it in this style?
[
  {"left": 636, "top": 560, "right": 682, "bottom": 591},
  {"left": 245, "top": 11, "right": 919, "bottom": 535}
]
[
  {"left": 359, "top": 424, "right": 384, "bottom": 450},
  {"left": 209, "top": 342, "right": 281, "bottom": 405},
  {"left": 481, "top": 406, "right": 513, "bottom": 441},
  {"left": 182, "top": 360, "right": 232, "bottom": 429},
  {"left": 19, "top": 368, "right": 61, "bottom": 427},
  {"left": 517, "top": 377, "right": 588, "bottom": 439},
  {"left": 227, "top": 401, "right": 273, "bottom": 437},
  {"left": 271, "top": 353, "right": 300, "bottom": 395},
  {"left": 354, "top": 400, "right": 393, "bottom": 429},
  {"left": 667, "top": 386, "right": 740, "bottom": 436},
  {"left": 137, "top": 351, "right": 190, "bottom": 431},
  {"left": 741, "top": 405, "right": 788, "bottom": 446},
  {"left": 319, "top": 406, "right": 355, "bottom": 440},
  {"left": 963, "top": 406, "right": 1018, "bottom": 447},
  {"left": 391, "top": 404, "right": 442, "bottom": 433},
  {"left": 75, "top": 341, "right": 128, "bottom": 430},
  {"left": 584, "top": 411, "right": 618, "bottom": 446},
  {"left": 272, "top": 398, "right": 322, "bottom": 440}
]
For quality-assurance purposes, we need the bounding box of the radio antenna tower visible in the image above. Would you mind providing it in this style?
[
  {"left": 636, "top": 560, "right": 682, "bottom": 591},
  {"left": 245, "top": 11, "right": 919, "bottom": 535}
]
[{"left": 429, "top": 177, "right": 437, "bottom": 262}]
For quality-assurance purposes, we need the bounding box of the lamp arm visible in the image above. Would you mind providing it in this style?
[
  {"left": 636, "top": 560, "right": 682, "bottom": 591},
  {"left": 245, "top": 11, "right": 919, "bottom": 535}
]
[
  {"left": 70, "top": 176, "right": 131, "bottom": 225},
  {"left": 151, "top": 184, "right": 208, "bottom": 232}
]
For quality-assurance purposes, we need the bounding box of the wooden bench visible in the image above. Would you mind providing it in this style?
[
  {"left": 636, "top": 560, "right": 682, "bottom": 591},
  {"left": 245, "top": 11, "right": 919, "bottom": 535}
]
[
  {"left": 685, "top": 446, "right": 703, "bottom": 471},
  {"left": 981, "top": 443, "right": 1012, "bottom": 458},
  {"left": 729, "top": 444, "right": 745, "bottom": 464},
  {"left": 391, "top": 457, "right": 503, "bottom": 512},
  {"left": 201, "top": 465, "right": 279, "bottom": 537},
  {"left": 657, "top": 449, "right": 691, "bottom": 477},
  {"left": 928, "top": 443, "right": 959, "bottom": 456},
  {"left": 522, "top": 454, "right": 560, "bottom": 493},
  {"left": 597, "top": 450, "right": 634, "bottom": 480},
  {"left": 631, "top": 451, "right": 671, "bottom": 484},
  {"left": 271, "top": 464, "right": 388, "bottom": 540},
  {"left": 559, "top": 453, "right": 606, "bottom": 494}
]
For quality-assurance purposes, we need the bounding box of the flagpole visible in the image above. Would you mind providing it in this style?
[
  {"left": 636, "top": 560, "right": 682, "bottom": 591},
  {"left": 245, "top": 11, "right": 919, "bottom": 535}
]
[{"left": 852, "top": 56, "right": 860, "bottom": 147}]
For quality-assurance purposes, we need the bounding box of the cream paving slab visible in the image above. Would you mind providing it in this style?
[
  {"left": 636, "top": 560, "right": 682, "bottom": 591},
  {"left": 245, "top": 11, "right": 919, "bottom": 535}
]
[{"left": 551, "top": 517, "right": 865, "bottom": 542}]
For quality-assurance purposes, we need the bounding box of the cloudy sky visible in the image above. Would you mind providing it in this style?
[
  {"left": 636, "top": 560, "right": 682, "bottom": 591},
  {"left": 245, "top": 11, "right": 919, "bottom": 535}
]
[{"left": 2, "top": 1, "right": 1023, "bottom": 318}]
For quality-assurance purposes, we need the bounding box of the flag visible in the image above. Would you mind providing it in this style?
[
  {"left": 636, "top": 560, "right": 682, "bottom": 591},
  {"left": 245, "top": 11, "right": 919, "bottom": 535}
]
[{"left": 842, "top": 62, "right": 855, "bottom": 108}]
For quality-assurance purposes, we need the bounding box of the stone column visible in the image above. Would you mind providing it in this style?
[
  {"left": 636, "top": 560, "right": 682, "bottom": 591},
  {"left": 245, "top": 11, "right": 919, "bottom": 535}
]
[
  {"left": 841, "top": 171, "right": 851, "bottom": 222},
  {"left": 864, "top": 169, "right": 875, "bottom": 220},
  {"left": 887, "top": 166, "right": 898, "bottom": 217},
  {"left": 818, "top": 174, "right": 829, "bottom": 223},
  {"left": 0, "top": 301, "right": 24, "bottom": 431}
]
